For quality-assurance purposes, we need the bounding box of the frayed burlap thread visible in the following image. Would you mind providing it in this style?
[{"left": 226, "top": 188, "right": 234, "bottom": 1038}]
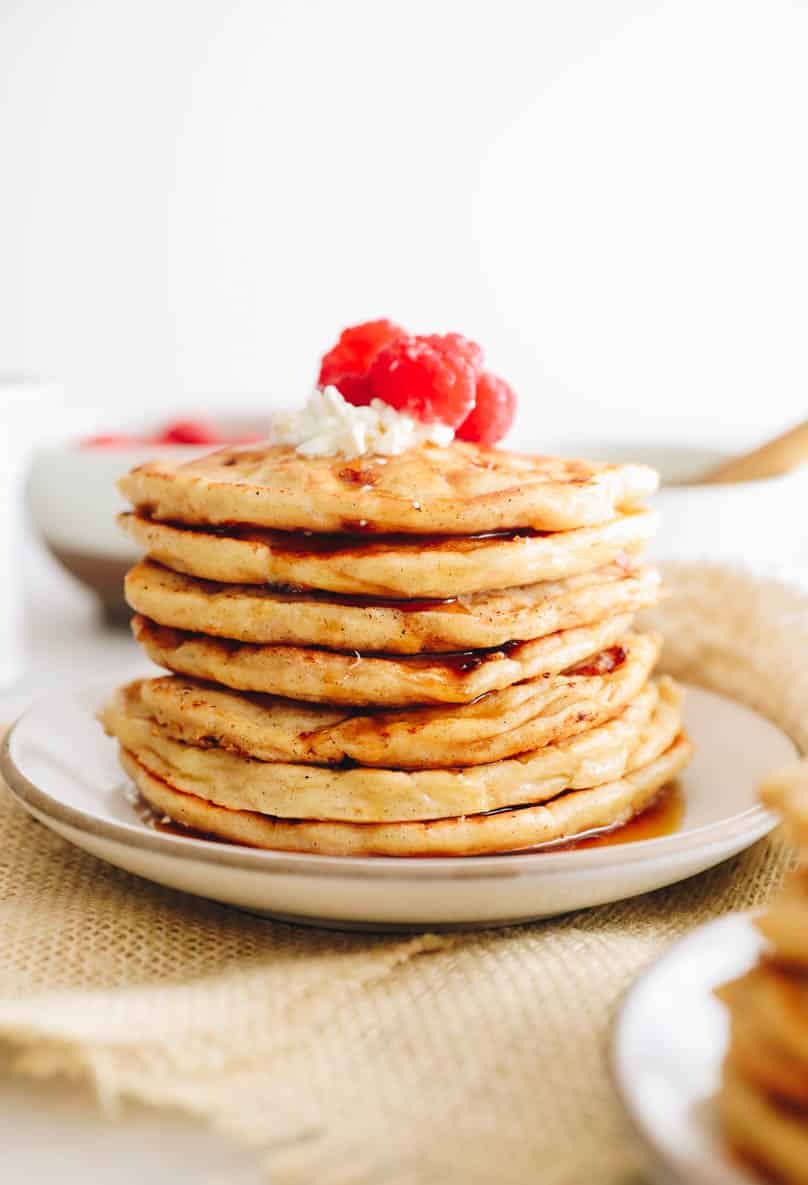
[{"left": 0, "top": 562, "right": 805, "bottom": 1185}]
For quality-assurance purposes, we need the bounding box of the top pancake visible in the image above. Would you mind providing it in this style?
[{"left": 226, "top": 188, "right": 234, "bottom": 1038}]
[{"left": 119, "top": 441, "right": 658, "bottom": 535}]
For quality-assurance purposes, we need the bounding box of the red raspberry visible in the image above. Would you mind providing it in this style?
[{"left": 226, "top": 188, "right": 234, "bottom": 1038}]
[
  {"left": 423, "top": 333, "right": 484, "bottom": 375},
  {"left": 318, "top": 319, "right": 406, "bottom": 405},
  {"left": 80, "top": 433, "right": 140, "bottom": 448},
  {"left": 368, "top": 334, "right": 477, "bottom": 428},
  {"left": 154, "top": 418, "right": 222, "bottom": 445},
  {"left": 326, "top": 371, "right": 374, "bottom": 406},
  {"left": 456, "top": 371, "right": 516, "bottom": 445}
]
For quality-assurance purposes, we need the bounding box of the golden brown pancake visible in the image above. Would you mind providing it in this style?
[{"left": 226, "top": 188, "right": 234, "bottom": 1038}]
[
  {"left": 101, "top": 678, "right": 681, "bottom": 821},
  {"left": 124, "top": 558, "right": 661, "bottom": 654},
  {"left": 120, "top": 732, "right": 691, "bottom": 856},
  {"left": 724, "top": 1011, "right": 808, "bottom": 1107},
  {"left": 118, "top": 508, "right": 657, "bottom": 598},
  {"left": 123, "top": 669, "right": 668, "bottom": 769},
  {"left": 125, "top": 632, "right": 658, "bottom": 767},
  {"left": 756, "top": 878, "right": 808, "bottom": 967},
  {"left": 131, "top": 611, "right": 646, "bottom": 707},
  {"left": 719, "top": 1064, "right": 808, "bottom": 1185},
  {"left": 716, "top": 754, "right": 808, "bottom": 1183},
  {"left": 118, "top": 441, "right": 658, "bottom": 534},
  {"left": 761, "top": 761, "right": 808, "bottom": 849},
  {"left": 720, "top": 966, "right": 808, "bottom": 1072}
]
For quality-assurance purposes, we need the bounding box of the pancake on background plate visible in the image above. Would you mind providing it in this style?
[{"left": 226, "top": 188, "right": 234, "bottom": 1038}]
[{"left": 716, "top": 761, "right": 808, "bottom": 1185}]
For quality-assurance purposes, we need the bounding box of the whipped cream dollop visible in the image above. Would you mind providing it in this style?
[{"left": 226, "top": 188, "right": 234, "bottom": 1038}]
[{"left": 270, "top": 386, "right": 454, "bottom": 459}]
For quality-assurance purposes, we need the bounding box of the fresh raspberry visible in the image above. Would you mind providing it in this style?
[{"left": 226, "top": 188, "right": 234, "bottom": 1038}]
[
  {"left": 423, "top": 333, "right": 484, "bottom": 375},
  {"left": 154, "top": 418, "right": 222, "bottom": 445},
  {"left": 368, "top": 334, "right": 477, "bottom": 428},
  {"left": 456, "top": 371, "right": 516, "bottom": 445},
  {"left": 327, "top": 371, "right": 374, "bottom": 406},
  {"left": 318, "top": 319, "right": 406, "bottom": 405}
]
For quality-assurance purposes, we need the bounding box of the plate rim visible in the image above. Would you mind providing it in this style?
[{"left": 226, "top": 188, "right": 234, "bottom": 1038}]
[
  {"left": 1, "top": 682, "right": 784, "bottom": 883},
  {"left": 610, "top": 911, "right": 764, "bottom": 1185}
]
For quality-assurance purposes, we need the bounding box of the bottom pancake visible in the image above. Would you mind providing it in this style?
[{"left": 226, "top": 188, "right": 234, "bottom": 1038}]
[{"left": 119, "top": 733, "right": 691, "bottom": 857}]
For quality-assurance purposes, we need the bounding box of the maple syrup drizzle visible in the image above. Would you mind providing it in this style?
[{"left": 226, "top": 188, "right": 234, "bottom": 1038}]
[
  {"left": 269, "top": 587, "right": 460, "bottom": 612},
  {"left": 153, "top": 518, "right": 549, "bottom": 554},
  {"left": 143, "top": 619, "right": 525, "bottom": 671},
  {"left": 564, "top": 645, "right": 627, "bottom": 679},
  {"left": 132, "top": 796, "right": 228, "bottom": 844},
  {"left": 538, "top": 781, "right": 684, "bottom": 851}
]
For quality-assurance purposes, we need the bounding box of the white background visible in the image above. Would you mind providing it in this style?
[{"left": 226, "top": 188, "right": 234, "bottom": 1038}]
[
  {"left": 3, "top": 0, "right": 808, "bottom": 448},
  {"left": 2, "top": 6, "right": 808, "bottom": 1177}
]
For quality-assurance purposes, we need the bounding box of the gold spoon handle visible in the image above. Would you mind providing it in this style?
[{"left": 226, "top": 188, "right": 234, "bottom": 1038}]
[{"left": 699, "top": 419, "right": 808, "bottom": 483}]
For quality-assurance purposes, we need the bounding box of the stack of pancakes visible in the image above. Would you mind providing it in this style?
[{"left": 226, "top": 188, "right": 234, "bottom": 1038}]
[
  {"left": 101, "top": 440, "right": 692, "bottom": 856},
  {"left": 717, "top": 765, "right": 808, "bottom": 1183}
]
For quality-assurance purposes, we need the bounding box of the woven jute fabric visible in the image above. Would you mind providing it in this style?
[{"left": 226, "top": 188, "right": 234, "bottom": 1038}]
[{"left": 0, "top": 562, "right": 805, "bottom": 1185}]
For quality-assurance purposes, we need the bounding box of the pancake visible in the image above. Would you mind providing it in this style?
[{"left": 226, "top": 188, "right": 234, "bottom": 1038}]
[
  {"left": 719, "top": 1064, "right": 808, "bottom": 1185},
  {"left": 124, "top": 558, "right": 661, "bottom": 654},
  {"left": 725, "top": 1012, "right": 808, "bottom": 1107},
  {"left": 125, "top": 632, "right": 658, "bottom": 767},
  {"left": 120, "top": 732, "right": 691, "bottom": 856},
  {"left": 761, "top": 761, "right": 808, "bottom": 849},
  {"left": 716, "top": 759, "right": 808, "bottom": 1183},
  {"left": 102, "top": 678, "right": 681, "bottom": 822},
  {"left": 132, "top": 611, "right": 641, "bottom": 707},
  {"left": 125, "top": 666, "right": 664, "bottom": 769},
  {"left": 757, "top": 879, "right": 808, "bottom": 967},
  {"left": 118, "top": 441, "right": 658, "bottom": 535},
  {"left": 118, "top": 508, "right": 658, "bottom": 598},
  {"left": 719, "top": 966, "right": 808, "bottom": 1071}
]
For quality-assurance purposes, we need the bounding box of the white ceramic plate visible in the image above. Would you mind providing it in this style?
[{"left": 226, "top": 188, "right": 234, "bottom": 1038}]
[
  {"left": 613, "top": 912, "right": 763, "bottom": 1184},
  {"left": 0, "top": 684, "right": 797, "bottom": 931}
]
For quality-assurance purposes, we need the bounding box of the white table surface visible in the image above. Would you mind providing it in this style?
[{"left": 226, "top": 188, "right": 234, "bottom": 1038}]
[{"left": 0, "top": 542, "right": 266, "bottom": 1184}]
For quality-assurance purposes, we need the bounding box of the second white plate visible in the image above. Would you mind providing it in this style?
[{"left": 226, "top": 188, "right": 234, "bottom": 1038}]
[
  {"left": 613, "top": 912, "right": 764, "bottom": 1184},
  {"left": 0, "top": 683, "right": 797, "bottom": 930}
]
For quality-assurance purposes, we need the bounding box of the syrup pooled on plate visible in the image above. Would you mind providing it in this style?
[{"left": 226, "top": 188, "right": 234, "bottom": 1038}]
[
  {"left": 132, "top": 795, "right": 229, "bottom": 845},
  {"left": 551, "top": 781, "right": 685, "bottom": 851}
]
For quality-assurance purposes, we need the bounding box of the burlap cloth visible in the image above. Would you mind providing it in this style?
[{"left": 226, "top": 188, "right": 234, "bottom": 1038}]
[{"left": 1, "top": 562, "right": 806, "bottom": 1185}]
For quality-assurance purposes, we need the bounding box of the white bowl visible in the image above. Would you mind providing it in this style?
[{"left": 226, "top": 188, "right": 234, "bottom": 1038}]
[{"left": 27, "top": 414, "right": 268, "bottom": 621}]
